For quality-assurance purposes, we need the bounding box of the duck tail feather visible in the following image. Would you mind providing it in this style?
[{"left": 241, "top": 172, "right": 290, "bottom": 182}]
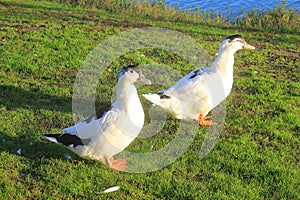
[
  {"left": 44, "top": 134, "right": 61, "bottom": 143},
  {"left": 142, "top": 94, "right": 162, "bottom": 106},
  {"left": 45, "top": 133, "right": 84, "bottom": 147}
]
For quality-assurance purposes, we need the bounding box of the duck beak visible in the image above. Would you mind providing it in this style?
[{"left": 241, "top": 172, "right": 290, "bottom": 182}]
[
  {"left": 138, "top": 77, "right": 152, "bottom": 85},
  {"left": 243, "top": 42, "right": 256, "bottom": 50},
  {"left": 137, "top": 72, "right": 152, "bottom": 85}
]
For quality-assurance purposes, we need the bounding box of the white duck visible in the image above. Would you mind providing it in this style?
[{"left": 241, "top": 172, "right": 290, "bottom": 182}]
[
  {"left": 45, "top": 65, "right": 151, "bottom": 171},
  {"left": 143, "top": 35, "right": 255, "bottom": 126}
]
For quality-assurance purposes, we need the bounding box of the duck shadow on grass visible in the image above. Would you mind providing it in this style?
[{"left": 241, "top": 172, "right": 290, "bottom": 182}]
[
  {"left": 0, "top": 134, "right": 107, "bottom": 190},
  {"left": 0, "top": 132, "right": 104, "bottom": 173},
  {"left": 0, "top": 84, "right": 72, "bottom": 159},
  {"left": 0, "top": 84, "right": 72, "bottom": 113},
  {"left": 0, "top": 133, "right": 72, "bottom": 160},
  {"left": 0, "top": 84, "right": 111, "bottom": 113},
  {"left": 0, "top": 84, "right": 109, "bottom": 163}
]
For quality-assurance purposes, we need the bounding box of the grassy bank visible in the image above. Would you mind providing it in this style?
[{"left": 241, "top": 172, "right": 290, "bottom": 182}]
[
  {"left": 0, "top": 0, "right": 299, "bottom": 199},
  {"left": 46, "top": 0, "right": 300, "bottom": 33}
]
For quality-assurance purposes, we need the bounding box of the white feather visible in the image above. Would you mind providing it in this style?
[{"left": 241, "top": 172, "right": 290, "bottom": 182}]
[
  {"left": 44, "top": 136, "right": 58, "bottom": 143},
  {"left": 102, "top": 186, "right": 120, "bottom": 193}
]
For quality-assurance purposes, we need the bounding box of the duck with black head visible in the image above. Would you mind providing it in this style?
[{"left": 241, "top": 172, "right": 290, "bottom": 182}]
[{"left": 45, "top": 65, "right": 151, "bottom": 171}]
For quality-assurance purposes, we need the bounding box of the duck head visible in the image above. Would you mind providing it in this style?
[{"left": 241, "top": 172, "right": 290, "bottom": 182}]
[
  {"left": 218, "top": 35, "right": 255, "bottom": 53},
  {"left": 117, "top": 65, "right": 152, "bottom": 85}
]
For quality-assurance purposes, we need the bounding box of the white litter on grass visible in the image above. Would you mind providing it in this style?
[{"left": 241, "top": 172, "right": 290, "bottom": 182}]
[
  {"left": 64, "top": 154, "right": 72, "bottom": 160},
  {"left": 17, "top": 149, "right": 22, "bottom": 155},
  {"left": 102, "top": 186, "right": 120, "bottom": 193},
  {"left": 29, "top": 142, "right": 33, "bottom": 146}
]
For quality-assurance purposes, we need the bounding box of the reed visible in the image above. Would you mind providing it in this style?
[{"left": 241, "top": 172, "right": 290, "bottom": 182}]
[
  {"left": 236, "top": 0, "right": 300, "bottom": 32},
  {"left": 46, "top": 0, "right": 299, "bottom": 33},
  {"left": 50, "top": 0, "right": 213, "bottom": 24}
]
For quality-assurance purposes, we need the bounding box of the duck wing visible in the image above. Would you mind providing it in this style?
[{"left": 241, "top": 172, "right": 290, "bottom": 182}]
[
  {"left": 144, "top": 67, "right": 225, "bottom": 119},
  {"left": 161, "top": 67, "right": 212, "bottom": 99},
  {"left": 62, "top": 104, "right": 118, "bottom": 140},
  {"left": 45, "top": 104, "right": 118, "bottom": 145}
]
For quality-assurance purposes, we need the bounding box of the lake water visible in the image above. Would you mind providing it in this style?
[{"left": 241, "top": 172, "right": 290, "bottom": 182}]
[{"left": 163, "top": 0, "right": 300, "bottom": 18}]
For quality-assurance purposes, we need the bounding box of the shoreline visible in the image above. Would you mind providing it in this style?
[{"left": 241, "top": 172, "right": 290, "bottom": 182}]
[{"left": 45, "top": 0, "right": 300, "bottom": 33}]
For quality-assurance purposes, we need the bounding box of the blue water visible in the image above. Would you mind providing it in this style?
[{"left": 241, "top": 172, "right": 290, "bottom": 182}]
[{"left": 164, "top": 0, "right": 300, "bottom": 18}]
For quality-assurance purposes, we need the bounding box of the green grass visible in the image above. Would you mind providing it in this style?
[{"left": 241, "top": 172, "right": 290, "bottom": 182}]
[{"left": 0, "top": 0, "right": 299, "bottom": 199}]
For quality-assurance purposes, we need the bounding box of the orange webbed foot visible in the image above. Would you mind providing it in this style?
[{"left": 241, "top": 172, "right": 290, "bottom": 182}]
[
  {"left": 198, "top": 114, "right": 215, "bottom": 126},
  {"left": 105, "top": 157, "right": 127, "bottom": 172}
]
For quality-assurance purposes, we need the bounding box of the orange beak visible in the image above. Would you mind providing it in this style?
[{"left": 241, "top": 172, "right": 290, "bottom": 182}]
[{"left": 243, "top": 42, "right": 256, "bottom": 50}]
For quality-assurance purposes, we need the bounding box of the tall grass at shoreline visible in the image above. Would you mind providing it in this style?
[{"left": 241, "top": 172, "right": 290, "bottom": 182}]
[
  {"left": 45, "top": 0, "right": 299, "bottom": 32},
  {"left": 238, "top": 1, "right": 299, "bottom": 32}
]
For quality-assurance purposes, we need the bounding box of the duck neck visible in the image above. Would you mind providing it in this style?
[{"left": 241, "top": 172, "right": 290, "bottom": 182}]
[
  {"left": 114, "top": 81, "right": 141, "bottom": 112},
  {"left": 211, "top": 50, "right": 235, "bottom": 78}
]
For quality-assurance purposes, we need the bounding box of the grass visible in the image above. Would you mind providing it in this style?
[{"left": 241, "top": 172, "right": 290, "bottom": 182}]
[{"left": 0, "top": 0, "right": 299, "bottom": 199}]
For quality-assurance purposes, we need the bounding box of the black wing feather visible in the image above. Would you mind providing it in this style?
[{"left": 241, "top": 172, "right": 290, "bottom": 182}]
[
  {"left": 45, "top": 133, "right": 84, "bottom": 147},
  {"left": 83, "top": 104, "right": 112, "bottom": 123},
  {"left": 189, "top": 69, "right": 205, "bottom": 79}
]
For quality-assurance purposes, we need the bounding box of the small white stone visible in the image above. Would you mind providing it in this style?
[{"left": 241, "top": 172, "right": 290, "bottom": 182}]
[
  {"left": 64, "top": 154, "right": 72, "bottom": 160},
  {"left": 17, "top": 149, "right": 22, "bottom": 155}
]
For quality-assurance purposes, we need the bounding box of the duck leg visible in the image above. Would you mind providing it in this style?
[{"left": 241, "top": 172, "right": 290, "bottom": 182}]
[
  {"left": 198, "top": 114, "right": 213, "bottom": 126},
  {"left": 104, "top": 156, "right": 127, "bottom": 172}
]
